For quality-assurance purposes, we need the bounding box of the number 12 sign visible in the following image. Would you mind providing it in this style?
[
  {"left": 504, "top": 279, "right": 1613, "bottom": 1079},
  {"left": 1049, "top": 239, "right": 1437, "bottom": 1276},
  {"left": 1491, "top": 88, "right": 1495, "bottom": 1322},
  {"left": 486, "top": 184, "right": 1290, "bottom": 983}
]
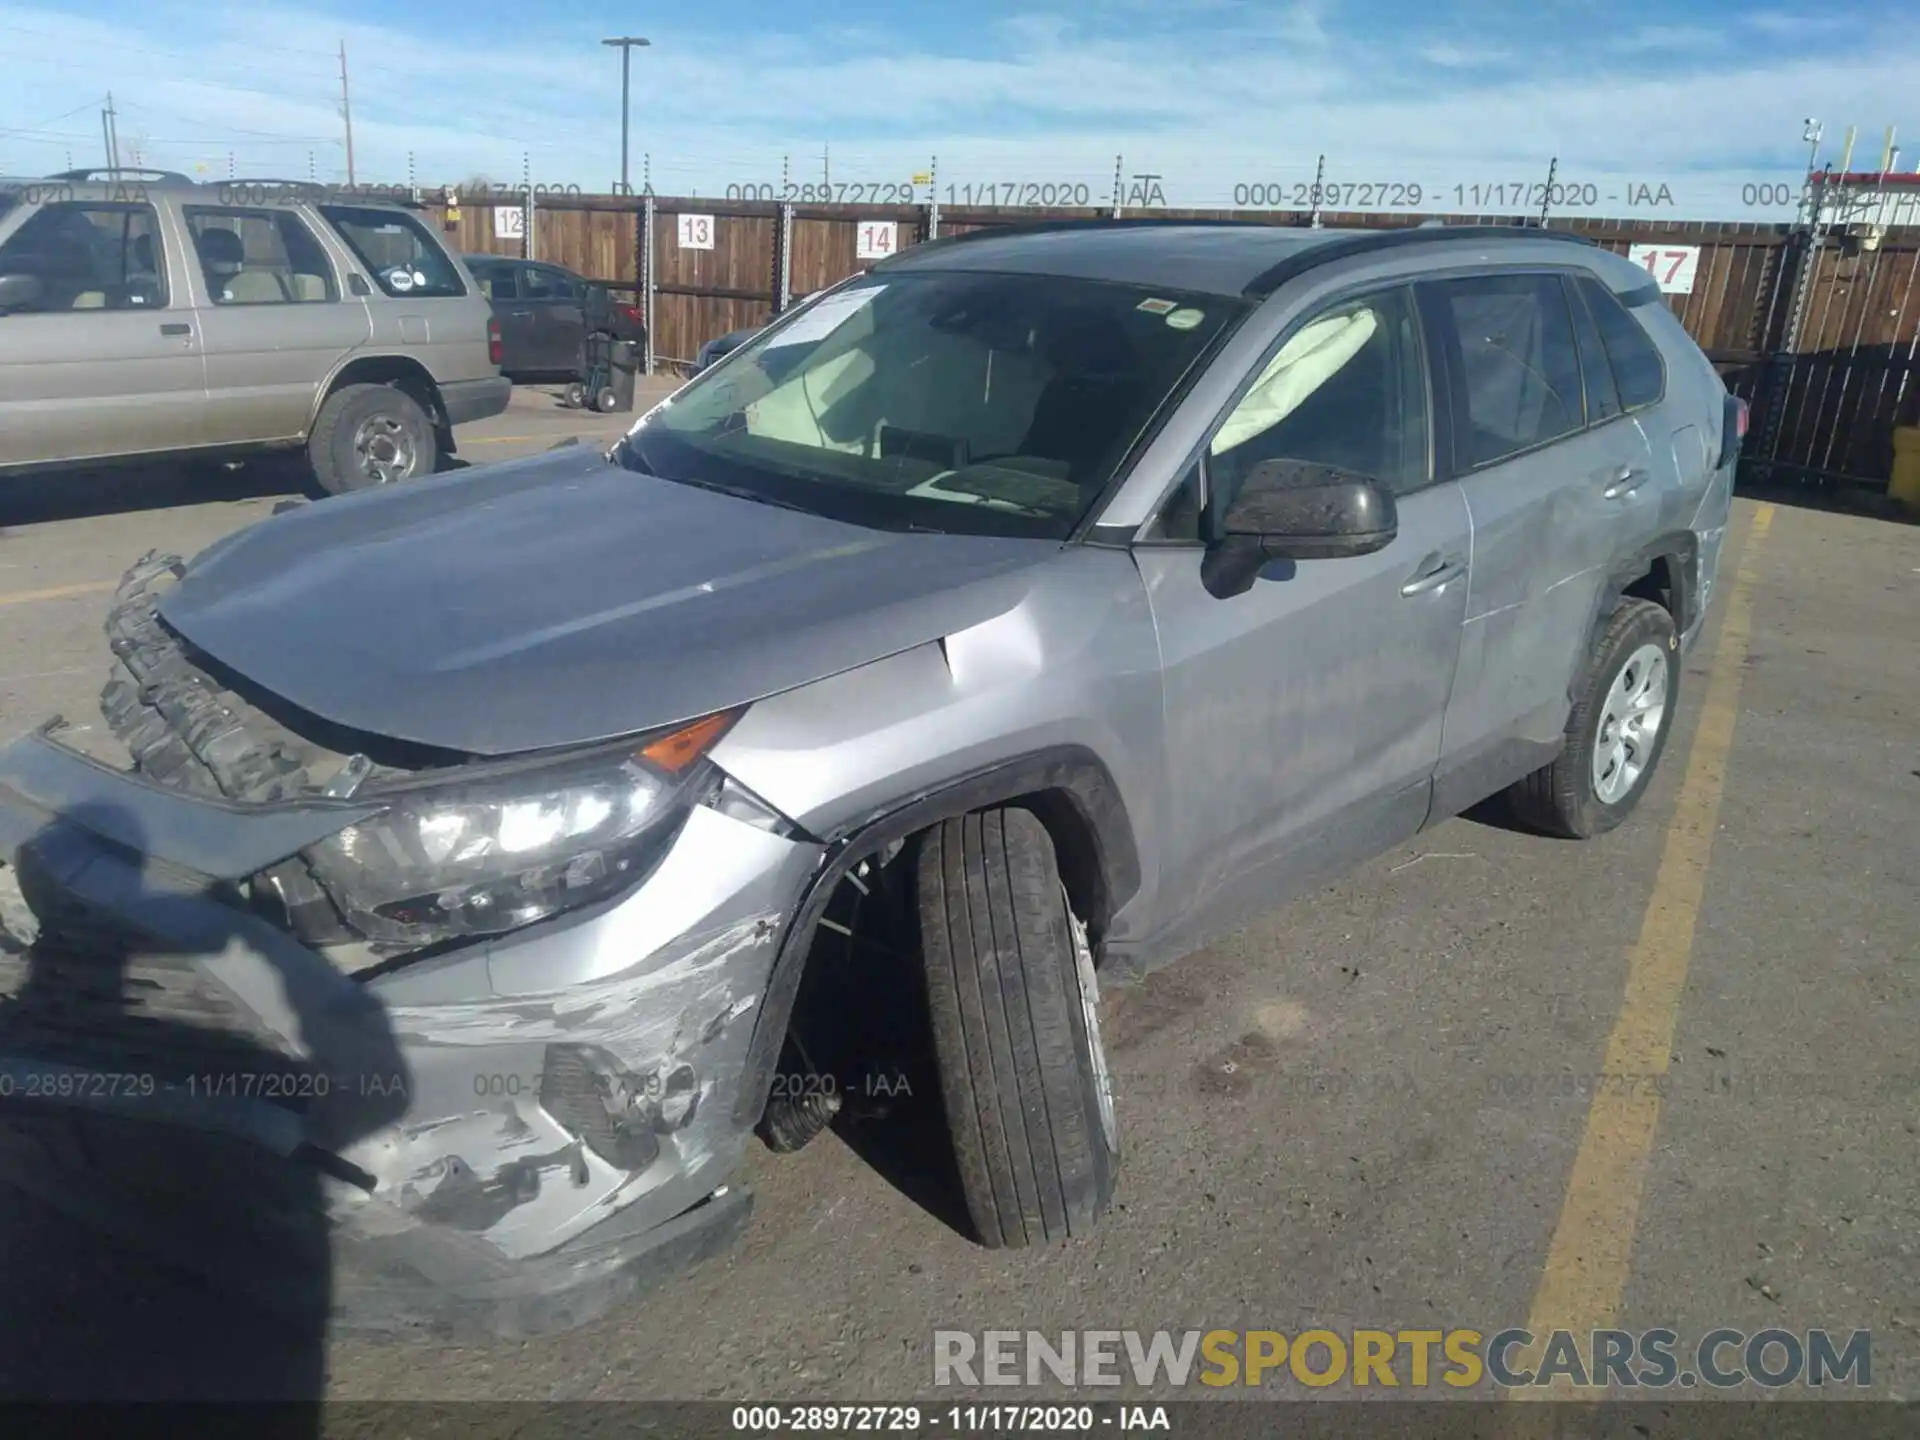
[
  {"left": 856, "top": 221, "right": 898, "bottom": 260},
  {"left": 1628, "top": 243, "right": 1698, "bottom": 295}
]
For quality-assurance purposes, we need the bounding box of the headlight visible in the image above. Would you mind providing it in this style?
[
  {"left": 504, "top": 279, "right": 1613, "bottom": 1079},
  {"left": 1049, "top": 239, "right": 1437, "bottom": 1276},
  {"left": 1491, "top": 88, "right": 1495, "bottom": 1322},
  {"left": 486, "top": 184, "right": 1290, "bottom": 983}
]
[{"left": 297, "top": 711, "right": 740, "bottom": 949}]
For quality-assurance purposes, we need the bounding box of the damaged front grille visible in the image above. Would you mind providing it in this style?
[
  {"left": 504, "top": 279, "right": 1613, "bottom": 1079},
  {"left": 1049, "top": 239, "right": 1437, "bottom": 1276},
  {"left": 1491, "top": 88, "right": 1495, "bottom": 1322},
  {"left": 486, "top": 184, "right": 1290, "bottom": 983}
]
[{"left": 103, "top": 553, "right": 311, "bottom": 803}]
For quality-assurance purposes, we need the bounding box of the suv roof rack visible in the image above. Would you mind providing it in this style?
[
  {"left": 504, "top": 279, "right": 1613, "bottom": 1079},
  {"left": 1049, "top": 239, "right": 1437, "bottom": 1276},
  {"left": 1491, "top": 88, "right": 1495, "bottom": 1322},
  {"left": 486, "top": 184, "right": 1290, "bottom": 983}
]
[
  {"left": 1239, "top": 223, "right": 1596, "bottom": 297},
  {"left": 875, "top": 215, "right": 1597, "bottom": 298},
  {"left": 45, "top": 167, "right": 191, "bottom": 183}
]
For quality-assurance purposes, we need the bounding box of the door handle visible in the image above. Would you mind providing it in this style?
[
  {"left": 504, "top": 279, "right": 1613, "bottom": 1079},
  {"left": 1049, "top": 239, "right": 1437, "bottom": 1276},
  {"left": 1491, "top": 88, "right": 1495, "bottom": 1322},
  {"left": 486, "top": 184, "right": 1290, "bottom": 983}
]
[
  {"left": 1602, "top": 466, "right": 1647, "bottom": 499},
  {"left": 1400, "top": 554, "right": 1466, "bottom": 596},
  {"left": 159, "top": 322, "right": 191, "bottom": 336}
]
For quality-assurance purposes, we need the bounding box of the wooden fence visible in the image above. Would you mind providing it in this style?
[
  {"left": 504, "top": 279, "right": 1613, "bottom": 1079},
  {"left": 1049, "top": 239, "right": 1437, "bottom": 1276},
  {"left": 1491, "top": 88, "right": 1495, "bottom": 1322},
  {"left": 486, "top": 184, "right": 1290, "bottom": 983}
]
[{"left": 418, "top": 190, "right": 1920, "bottom": 491}]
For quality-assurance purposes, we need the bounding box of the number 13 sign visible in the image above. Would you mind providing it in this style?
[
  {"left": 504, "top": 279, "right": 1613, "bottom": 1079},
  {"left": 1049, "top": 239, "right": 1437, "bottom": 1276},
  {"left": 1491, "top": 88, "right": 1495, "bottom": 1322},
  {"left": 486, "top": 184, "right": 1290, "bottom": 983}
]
[{"left": 1628, "top": 244, "right": 1698, "bottom": 295}]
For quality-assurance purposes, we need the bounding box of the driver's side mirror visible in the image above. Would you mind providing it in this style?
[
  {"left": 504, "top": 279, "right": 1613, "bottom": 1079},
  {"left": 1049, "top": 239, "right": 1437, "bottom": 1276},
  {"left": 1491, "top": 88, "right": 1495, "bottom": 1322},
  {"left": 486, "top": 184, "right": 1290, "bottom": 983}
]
[
  {"left": 0, "top": 273, "right": 45, "bottom": 313},
  {"left": 1201, "top": 458, "right": 1398, "bottom": 599}
]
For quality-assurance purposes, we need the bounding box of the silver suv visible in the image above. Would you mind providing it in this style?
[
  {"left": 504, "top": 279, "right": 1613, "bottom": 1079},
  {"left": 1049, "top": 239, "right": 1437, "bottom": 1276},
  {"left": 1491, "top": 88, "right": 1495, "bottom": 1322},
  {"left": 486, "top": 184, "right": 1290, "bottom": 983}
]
[
  {"left": 0, "top": 170, "right": 510, "bottom": 492},
  {"left": 0, "top": 222, "right": 1740, "bottom": 1340}
]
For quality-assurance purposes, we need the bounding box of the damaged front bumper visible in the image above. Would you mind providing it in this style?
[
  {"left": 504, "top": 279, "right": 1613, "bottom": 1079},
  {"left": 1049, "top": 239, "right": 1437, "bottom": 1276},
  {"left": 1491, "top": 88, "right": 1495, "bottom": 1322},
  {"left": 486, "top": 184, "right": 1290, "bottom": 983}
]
[{"left": 0, "top": 724, "right": 823, "bottom": 1340}]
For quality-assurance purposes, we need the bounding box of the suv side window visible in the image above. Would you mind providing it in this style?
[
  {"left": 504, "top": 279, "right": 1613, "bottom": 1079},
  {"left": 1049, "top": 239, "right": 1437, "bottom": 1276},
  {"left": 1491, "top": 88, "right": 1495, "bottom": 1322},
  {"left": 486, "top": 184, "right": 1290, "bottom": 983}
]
[
  {"left": 182, "top": 207, "right": 338, "bottom": 304},
  {"left": 318, "top": 205, "right": 467, "bottom": 298},
  {"left": 1563, "top": 274, "right": 1621, "bottom": 425},
  {"left": 1577, "top": 275, "right": 1667, "bottom": 411},
  {"left": 1437, "top": 273, "right": 1582, "bottom": 468},
  {"left": 1208, "top": 286, "right": 1428, "bottom": 511},
  {"left": 0, "top": 202, "right": 168, "bottom": 312},
  {"left": 1149, "top": 286, "right": 1428, "bottom": 541}
]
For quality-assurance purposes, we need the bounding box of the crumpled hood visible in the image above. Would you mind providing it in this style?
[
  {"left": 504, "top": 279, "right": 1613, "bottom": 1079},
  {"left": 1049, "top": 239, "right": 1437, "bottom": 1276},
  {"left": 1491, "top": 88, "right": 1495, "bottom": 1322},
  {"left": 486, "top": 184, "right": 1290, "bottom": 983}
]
[{"left": 158, "top": 447, "right": 1060, "bottom": 756}]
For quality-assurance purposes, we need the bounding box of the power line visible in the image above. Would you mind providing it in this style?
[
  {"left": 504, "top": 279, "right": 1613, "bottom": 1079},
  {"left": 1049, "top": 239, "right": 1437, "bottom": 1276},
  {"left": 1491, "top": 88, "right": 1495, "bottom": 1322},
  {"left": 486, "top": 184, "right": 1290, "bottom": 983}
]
[{"left": 0, "top": 100, "right": 102, "bottom": 138}]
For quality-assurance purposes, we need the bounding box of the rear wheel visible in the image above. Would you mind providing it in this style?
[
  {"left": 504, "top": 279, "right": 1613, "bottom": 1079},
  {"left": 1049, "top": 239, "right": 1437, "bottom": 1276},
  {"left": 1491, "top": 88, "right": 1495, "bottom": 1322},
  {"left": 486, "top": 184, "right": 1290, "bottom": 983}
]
[
  {"left": 1508, "top": 598, "right": 1680, "bottom": 838},
  {"left": 916, "top": 808, "right": 1117, "bottom": 1248},
  {"left": 307, "top": 383, "right": 437, "bottom": 495}
]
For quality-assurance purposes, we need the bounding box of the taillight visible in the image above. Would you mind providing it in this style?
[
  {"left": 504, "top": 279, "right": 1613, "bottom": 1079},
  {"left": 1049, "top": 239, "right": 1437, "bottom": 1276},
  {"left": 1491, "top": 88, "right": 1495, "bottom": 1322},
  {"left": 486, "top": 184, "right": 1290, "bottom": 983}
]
[
  {"left": 621, "top": 304, "right": 644, "bottom": 324},
  {"left": 1736, "top": 398, "right": 1749, "bottom": 439},
  {"left": 487, "top": 316, "right": 503, "bottom": 367}
]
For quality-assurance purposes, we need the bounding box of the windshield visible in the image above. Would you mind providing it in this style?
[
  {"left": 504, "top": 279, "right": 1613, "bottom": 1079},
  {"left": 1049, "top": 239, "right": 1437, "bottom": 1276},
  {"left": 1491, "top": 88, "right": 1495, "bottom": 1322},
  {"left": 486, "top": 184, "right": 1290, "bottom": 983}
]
[{"left": 621, "top": 270, "right": 1242, "bottom": 538}]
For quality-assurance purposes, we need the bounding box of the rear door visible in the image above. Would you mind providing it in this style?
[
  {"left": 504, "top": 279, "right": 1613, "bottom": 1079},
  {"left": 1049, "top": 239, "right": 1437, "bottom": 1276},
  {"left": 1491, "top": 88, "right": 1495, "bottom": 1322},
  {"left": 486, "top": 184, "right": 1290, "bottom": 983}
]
[
  {"left": 0, "top": 198, "right": 206, "bottom": 466},
  {"left": 471, "top": 259, "right": 535, "bottom": 373},
  {"left": 1422, "top": 270, "right": 1654, "bottom": 815},
  {"left": 181, "top": 203, "right": 371, "bottom": 444},
  {"left": 1133, "top": 282, "right": 1472, "bottom": 939},
  {"left": 520, "top": 263, "right": 587, "bottom": 372}
]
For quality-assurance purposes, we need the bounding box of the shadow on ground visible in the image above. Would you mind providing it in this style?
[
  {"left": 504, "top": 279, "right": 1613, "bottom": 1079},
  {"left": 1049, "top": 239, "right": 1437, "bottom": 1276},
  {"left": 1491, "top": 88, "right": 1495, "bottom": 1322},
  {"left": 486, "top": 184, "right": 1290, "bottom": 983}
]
[{"left": 0, "top": 800, "right": 408, "bottom": 1407}]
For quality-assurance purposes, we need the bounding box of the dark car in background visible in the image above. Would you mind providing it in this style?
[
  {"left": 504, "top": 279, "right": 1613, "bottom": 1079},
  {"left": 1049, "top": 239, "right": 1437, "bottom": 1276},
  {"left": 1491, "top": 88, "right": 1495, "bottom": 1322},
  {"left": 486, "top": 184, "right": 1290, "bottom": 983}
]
[
  {"left": 694, "top": 292, "right": 820, "bottom": 373},
  {"left": 465, "top": 255, "right": 644, "bottom": 383}
]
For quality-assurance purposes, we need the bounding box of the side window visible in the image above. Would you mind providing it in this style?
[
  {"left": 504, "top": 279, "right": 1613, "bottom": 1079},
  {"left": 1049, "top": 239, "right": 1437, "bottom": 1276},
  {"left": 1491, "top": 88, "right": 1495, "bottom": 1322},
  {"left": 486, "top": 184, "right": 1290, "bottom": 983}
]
[
  {"left": 1206, "top": 285, "right": 1430, "bottom": 514},
  {"left": 183, "top": 207, "right": 338, "bottom": 304},
  {"left": 0, "top": 203, "right": 168, "bottom": 312},
  {"left": 1564, "top": 275, "right": 1621, "bottom": 425},
  {"left": 520, "top": 265, "right": 564, "bottom": 300},
  {"left": 474, "top": 264, "right": 516, "bottom": 300},
  {"left": 1439, "top": 273, "right": 1582, "bottom": 468},
  {"left": 318, "top": 205, "right": 467, "bottom": 298},
  {"left": 1579, "top": 276, "right": 1667, "bottom": 411},
  {"left": 1153, "top": 462, "right": 1204, "bottom": 541}
]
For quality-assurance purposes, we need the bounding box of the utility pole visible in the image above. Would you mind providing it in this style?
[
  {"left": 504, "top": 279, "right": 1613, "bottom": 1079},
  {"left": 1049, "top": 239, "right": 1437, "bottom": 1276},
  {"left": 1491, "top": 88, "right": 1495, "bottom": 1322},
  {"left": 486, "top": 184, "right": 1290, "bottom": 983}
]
[
  {"left": 601, "top": 37, "right": 651, "bottom": 195},
  {"left": 100, "top": 92, "right": 121, "bottom": 171},
  {"left": 823, "top": 143, "right": 831, "bottom": 190},
  {"left": 339, "top": 40, "right": 356, "bottom": 185}
]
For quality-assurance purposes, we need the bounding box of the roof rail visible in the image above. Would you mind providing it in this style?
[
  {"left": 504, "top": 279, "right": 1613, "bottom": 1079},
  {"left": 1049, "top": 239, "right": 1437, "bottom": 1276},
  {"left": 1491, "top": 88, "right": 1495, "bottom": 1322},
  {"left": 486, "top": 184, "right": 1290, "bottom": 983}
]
[
  {"left": 871, "top": 215, "right": 1282, "bottom": 269},
  {"left": 1240, "top": 223, "right": 1596, "bottom": 297},
  {"left": 45, "top": 167, "right": 191, "bottom": 183},
  {"left": 873, "top": 215, "right": 1598, "bottom": 294}
]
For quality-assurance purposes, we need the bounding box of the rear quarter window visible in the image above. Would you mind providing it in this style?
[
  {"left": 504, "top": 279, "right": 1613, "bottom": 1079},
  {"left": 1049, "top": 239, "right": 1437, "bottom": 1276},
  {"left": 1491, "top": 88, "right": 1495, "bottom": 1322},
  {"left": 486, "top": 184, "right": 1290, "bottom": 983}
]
[
  {"left": 1579, "top": 275, "right": 1667, "bottom": 411},
  {"left": 319, "top": 205, "right": 466, "bottom": 298}
]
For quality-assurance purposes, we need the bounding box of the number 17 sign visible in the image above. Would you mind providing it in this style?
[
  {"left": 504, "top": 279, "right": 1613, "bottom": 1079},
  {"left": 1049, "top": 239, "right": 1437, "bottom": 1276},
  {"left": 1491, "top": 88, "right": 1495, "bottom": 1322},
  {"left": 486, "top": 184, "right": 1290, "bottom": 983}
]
[{"left": 1628, "top": 244, "right": 1699, "bottom": 295}]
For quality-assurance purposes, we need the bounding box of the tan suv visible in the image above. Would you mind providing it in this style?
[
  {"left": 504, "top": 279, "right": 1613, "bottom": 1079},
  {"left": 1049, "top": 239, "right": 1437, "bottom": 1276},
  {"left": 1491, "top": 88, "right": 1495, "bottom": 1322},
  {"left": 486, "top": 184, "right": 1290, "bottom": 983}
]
[{"left": 0, "top": 170, "right": 510, "bottom": 493}]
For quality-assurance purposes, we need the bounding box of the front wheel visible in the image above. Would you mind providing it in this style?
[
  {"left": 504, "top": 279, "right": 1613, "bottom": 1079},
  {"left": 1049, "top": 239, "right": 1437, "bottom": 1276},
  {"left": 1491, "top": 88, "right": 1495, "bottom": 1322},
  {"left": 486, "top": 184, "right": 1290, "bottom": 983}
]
[
  {"left": 307, "top": 384, "right": 437, "bottom": 495},
  {"left": 1507, "top": 598, "right": 1681, "bottom": 838},
  {"left": 916, "top": 808, "right": 1117, "bottom": 1248}
]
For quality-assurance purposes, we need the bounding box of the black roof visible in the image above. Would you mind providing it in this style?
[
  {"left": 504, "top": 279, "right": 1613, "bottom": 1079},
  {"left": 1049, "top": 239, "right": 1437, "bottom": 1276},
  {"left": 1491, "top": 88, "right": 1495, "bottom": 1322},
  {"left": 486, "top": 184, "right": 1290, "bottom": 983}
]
[{"left": 873, "top": 219, "right": 1595, "bottom": 299}]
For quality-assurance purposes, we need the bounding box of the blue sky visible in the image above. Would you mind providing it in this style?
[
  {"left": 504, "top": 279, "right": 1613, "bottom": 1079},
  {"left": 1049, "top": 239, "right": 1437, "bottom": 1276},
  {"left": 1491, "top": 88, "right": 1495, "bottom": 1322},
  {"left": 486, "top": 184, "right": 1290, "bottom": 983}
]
[{"left": 2, "top": 0, "right": 1915, "bottom": 218}]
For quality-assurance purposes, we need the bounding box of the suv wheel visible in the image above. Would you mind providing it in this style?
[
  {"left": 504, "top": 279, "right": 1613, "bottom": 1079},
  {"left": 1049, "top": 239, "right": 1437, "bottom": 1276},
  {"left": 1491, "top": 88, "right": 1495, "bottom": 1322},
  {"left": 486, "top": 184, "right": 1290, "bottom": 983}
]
[
  {"left": 1508, "top": 598, "right": 1680, "bottom": 838},
  {"left": 916, "top": 807, "right": 1117, "bottom": 1248},
  {"left": 309, "top": 383, "right": 437, "bottom": 494}
]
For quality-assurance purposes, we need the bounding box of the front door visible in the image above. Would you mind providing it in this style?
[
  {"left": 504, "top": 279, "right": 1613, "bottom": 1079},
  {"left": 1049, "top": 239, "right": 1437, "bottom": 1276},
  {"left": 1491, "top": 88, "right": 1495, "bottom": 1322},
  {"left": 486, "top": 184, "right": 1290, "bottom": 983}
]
[
  {"left": 1134, "top": 283, "right": 1471, "bottom": 951},
  {"left": 0, "top": 199, "right": 206, "bottom": 466}
]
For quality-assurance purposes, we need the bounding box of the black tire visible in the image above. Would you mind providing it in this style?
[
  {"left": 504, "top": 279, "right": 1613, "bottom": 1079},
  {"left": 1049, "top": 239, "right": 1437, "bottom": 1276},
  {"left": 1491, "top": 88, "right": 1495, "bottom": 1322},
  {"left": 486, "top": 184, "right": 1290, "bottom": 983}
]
[
  {"left": 564, "top": 382, "right": 587, "bottom": 409},
  {"left": 594, "top": 386, "right": 619, "bottom": 413},
  {"left": 916, "top": 807, "right": 1117, "bottom": 1248},
  {"left": 1508, "top": 598, "right": 1682, "bottom": 839},
  {"left": 307, "top": 383, "right": 437, "bottom": 495}
]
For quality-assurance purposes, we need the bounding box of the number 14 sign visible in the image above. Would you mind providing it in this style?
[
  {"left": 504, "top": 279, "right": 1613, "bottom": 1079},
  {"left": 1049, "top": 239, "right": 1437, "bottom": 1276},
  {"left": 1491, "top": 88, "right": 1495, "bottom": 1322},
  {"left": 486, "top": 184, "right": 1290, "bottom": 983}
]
[
  {"left": 1628, "top": 243, "right": 1699, "bottom": 295},
  {"left": 856, "top": 221, "right": 898, "bottom": 260}
]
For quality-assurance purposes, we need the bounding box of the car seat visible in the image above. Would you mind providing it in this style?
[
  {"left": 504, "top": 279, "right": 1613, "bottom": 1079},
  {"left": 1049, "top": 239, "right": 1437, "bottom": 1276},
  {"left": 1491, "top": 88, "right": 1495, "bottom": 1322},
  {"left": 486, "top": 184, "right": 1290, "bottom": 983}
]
[
  {"left": 1018, "top": 310, "right": 1144, "bottom": 488},
  {"left": 195, "top": 226, "right": 288, "bottom": 303}
]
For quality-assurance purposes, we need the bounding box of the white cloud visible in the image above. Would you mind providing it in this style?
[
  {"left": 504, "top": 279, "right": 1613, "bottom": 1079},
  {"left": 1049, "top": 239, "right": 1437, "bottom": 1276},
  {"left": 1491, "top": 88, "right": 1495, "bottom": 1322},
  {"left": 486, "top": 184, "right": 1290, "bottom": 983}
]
[{"left": 1419, "top": 42, "right": 1515, "bottom": 68}]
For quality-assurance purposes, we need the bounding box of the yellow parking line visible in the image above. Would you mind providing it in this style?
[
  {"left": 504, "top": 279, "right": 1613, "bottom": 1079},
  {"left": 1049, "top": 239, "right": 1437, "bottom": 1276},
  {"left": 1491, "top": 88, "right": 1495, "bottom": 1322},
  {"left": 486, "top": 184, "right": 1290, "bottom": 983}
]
[
  {"left": 1509, "top": 503, "right": 1775, "bottom": 1400},
  {"left": 0, "top": 579, "right": 117, "bottom": 608}
]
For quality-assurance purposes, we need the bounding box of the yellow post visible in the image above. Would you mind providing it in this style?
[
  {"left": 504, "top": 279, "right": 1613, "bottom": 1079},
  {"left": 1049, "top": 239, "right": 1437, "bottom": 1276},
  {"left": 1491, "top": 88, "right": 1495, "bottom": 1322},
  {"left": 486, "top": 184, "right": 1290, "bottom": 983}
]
[{"left": 1891, "top": 427, "right": 1920, "bottom": 510}]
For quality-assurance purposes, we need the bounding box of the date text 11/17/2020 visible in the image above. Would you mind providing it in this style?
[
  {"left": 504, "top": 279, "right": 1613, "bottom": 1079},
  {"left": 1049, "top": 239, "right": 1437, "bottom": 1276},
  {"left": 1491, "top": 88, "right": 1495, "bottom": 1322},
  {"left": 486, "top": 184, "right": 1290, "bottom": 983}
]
[{"left": 1229, "top": 181, "right": 1681, "bottom": 209}]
